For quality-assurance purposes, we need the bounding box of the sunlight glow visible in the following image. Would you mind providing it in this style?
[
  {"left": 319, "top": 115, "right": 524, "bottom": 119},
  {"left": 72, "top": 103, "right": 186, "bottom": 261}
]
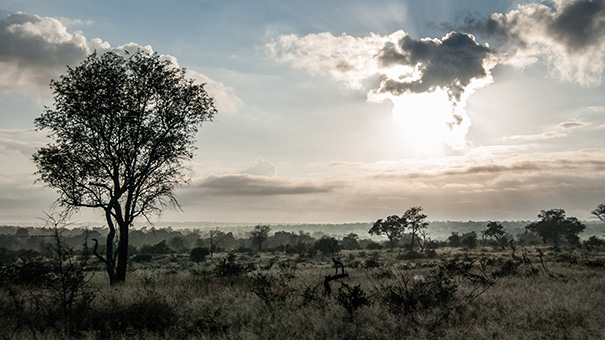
[{"left": 390, "top": 89, "right": 459, "bottom": 155}]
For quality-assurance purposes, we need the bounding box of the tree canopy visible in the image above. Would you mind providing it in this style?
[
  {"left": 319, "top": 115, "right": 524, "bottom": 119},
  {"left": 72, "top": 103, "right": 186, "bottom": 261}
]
[
  {"left": 525, "top": 209, "right": 585, "bottom": 248},
  {"left": 402, "top": 206, "right": 428, "bottom": 249},
  {"left": 592, "top": 204, "right": 605, "bottom": 223},
  {"left": 369, "top": 215, "right": 405, "bottom": 249},
  {"left": 250, "top": 225, "right": 271, "bottom": 251},
  {"left": 33, "top": 50, "right": 216, "bottom": 284}
]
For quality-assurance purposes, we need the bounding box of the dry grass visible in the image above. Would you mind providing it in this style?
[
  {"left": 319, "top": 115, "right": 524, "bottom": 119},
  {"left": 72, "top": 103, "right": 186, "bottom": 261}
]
[{"left": 2, "top": 247, "right": 604, "bottom": 339}]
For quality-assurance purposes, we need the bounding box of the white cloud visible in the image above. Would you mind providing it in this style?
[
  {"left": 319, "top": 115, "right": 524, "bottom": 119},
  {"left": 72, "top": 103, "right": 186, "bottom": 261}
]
[
  {"left": 267, "top": 30, "right": 496, "bottom": 150},
  {"left": 266, "top": 31, "right": 404, "bottom": 89},
  {"left": 241, "top": 158, "right": 277, "bottom": 176},
  {"left": 502, "top": 120, "right": 590, "bottom": 142},
  {"left": 0, "top": 12, "right": 241, "bottom": 113}
]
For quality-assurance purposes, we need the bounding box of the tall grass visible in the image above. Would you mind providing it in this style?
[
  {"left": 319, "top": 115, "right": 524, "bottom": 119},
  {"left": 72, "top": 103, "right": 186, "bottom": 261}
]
[{"left": 1, "top": 247, "right": 604, "bottom": 339}]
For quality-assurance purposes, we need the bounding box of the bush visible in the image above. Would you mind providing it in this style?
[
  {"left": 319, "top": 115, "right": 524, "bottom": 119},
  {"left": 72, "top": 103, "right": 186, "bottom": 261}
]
[
  {"left": 190, "top": 247, "right": 210, "bottom": 262},
  {"left": 584, "top": 236, "right": 605, "bottom": 250},
  {"left": 91, "top": 291, "right": 177, "bottom": 334},
  {"left": 213, "top": 252, "right": 255, "bottom": 277},
  {"left": 336, "top": 283, "right": 371, "bottom": 316},
  {"left": 131, "top": 254, "right": 153, "bottom": 263},
  {"left": 378, "top": 268, "right": 458, "bottom": 319},
  {"left": 366, "top": 242, "right": 383, "bottom": 250}
]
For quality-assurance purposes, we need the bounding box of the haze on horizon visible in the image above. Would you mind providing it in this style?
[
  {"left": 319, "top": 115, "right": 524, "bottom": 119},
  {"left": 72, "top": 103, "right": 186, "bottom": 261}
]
[{"left": 1, "top": 0, "right": 605, "bottom": 226}]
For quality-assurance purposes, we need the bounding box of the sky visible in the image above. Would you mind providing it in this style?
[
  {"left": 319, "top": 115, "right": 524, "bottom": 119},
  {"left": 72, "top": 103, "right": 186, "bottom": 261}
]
[{"left": 1, "top": 0, "right": 605, "bottom": 225}]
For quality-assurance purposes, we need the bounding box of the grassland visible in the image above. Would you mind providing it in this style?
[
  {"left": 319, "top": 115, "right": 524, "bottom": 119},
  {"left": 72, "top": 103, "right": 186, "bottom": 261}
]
[{"left": 2, "top": 244, "right": 604, "bottom": 339}]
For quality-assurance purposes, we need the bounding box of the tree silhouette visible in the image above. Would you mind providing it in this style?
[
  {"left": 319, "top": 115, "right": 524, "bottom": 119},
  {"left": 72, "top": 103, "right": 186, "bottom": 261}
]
[
  {"left": 483, "top": 221, "right": 505, "bottom": 245},
  {"left": 402, "top": 206, "right": 428, "bottom": 249},
  {"left": 250, "top": 225, "right": 271, "bottom": 251},
  {"left": 33, "top": 50, "right": 216, "bottom": 284},
  {"left": 592, "top": 204, "right": 605, "bottom": 222},
  {"left": 525, "top": 209, "right": 585, "bottom": 249},
  {"left": 369, "top": 215, "right": 405, "bottom": 249}
]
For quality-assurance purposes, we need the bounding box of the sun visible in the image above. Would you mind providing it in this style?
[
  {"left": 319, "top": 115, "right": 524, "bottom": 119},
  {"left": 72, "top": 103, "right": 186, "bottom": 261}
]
[{"left": 389, "top": 89, "right": 464, "bottom": 155}]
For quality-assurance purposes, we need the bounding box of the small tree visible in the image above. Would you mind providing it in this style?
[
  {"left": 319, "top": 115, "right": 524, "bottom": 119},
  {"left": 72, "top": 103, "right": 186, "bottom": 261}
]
[
  {"left": 342, "top": 233, "right": 360, "bottom": 250},
  {"left": 33, "top": 50, "right": 216, "bottom": 284},
  {"left": 250, "top": 225, "right": 271, "bottom": 251},
  {"left": 525, "top": 209, "right": 585, "bottom": 249},
  {"left": 402, "top": 206, "right": 428, "bottom": 249},
  {"left": 448, "top": 232, "right": 461, "bottom": 247},
  {"left": 369, "top": 215, "right": 405, "bottom": 249},
  {"left": 460, "top": 231, "right": 478, "bottom": 249},
  {"left": 592, "top": 204, "right": 605, "bottom": 222},
  {"left": 207, "top": 228, "right": 225, "bottom": 258},
  {"left": 483, "top": 221, "right": 505, "bottom": 246}
]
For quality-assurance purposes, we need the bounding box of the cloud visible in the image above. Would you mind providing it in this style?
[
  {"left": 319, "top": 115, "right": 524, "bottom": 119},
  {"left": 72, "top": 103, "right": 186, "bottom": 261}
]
[
  {"left": 267, "top": 1, "right": 605, "bottom": 150},
  {"left": 266, "top": 31, "right": 405, "bottom": 89},
  {"left": 0, "top": 12, "right": 90, "bottom": 93},
  {"left": 322, "top": 148, "right": 605, "bottom": 220},
  {"left": 502, "top": 120, "right": 589, "bottom": 142},
  {"left": 375, "top": 32, "right": 495, "bottom": 102},
  {"left": 267, "top": 29, "right": 496, "bottom": 150},
  {"left": 0, "top": 12, "right": 241, "bottom": 113},
  {"left": 0, "top": 128, "right": 45, "bottom": 155},
  {"left": 241, "top": 158, "right": 277, "bottom": 176},
  {"left": 192, "top": 174, "right": 340, "bottom": 196},
  {"left": 464, "top": 0, "right": 605, "bottom": 85}
]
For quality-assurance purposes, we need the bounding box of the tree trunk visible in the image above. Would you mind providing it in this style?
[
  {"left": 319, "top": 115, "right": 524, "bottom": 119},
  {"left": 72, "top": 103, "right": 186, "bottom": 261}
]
[
  {"left": 115, "top": 221, "right": 130, "bottom": 282},
  {"left": 103, "top": 210, "right": 117, "bottom": 285},
  {"left": 410, "top": 232, "right": 416, "bottom": 250}
]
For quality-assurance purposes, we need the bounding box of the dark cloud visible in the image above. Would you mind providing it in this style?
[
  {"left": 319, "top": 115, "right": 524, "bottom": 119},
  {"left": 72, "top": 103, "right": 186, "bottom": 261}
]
[
  {"left": 547, "top": 0, "right": 605, "bottom": 52},
  {"left": 377, "top": 32, "right": 492, "bottom": 101},
  {"left": 195, "top": 174, "right": 340, "bottom": 196},
  {"left": 459, "top": 0, "right": 605, "bottom": 64}
]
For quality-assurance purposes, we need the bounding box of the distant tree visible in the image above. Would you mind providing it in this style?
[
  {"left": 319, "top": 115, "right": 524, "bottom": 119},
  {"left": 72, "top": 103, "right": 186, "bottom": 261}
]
[
  {"left": 483, "top": 221, "right": 505, "bottom": 245},
  {"left": 139, "top": 240, "right": 173, "bottom": 255},
  {"left": 525, "top": 209, "right": 585, "bottom": 248},
  {"left": 32, "top": 50, "right": 216, "bottom": 284},
  {"left": 314, "top": 236, "right": 340, "bottom": 256},
  {"left": 460, "top": 231, "right": 478, "bottom": 249},
  {"left": 15, "top": 228, "right": 29, "bottom": 237},
  {"left": 448, "top": 232, "right": 461, "bottom": 247},
  {"left": 342, "top": 233, "right": 360, "bottom": 250},
  {"left": 402, "top": 206, "right": 428, "bottom": 249},
  {"left": 207, "top": 228, "right": 226, "bottom": 258},
  {"left": 592, "top": 204, "right": 605, "bottom": 222},
  {"left": 369, "top": 215, "right": 405, "bottom": 249},
  {"left": 190, "top": 247, "right": 210, "bottom": 263},
  {"left": 169, "top": 236, "right": 186, "bottom": 253},
  {"left": 250, "top": 225, "right": 271, "bottom": 251}
]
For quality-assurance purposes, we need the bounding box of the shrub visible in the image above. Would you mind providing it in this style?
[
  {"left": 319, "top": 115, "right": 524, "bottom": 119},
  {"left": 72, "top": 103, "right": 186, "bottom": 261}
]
[
  {"left": 190, "top": 247, "right": 210, "bottom": 263},
  {"left": 584, "top": 236, "right": 605, "bottom": 250},
  {"left": 378, "top": 268, "right": 458, "bottom": 319},
  {"left": 336, "top": 283, "right": 371, "bottom": 316},
  {"left": 213, "top": 252, "right": 255, "bottom": 277},
  {"left": 131, "top": 254, "right": 153, "bottom": 263},
  {"left": 91, "top": 291, "right": 177, "bottom": 334},
  {"left": 366, "top": 241, "right": 383, "bottom": 250}
]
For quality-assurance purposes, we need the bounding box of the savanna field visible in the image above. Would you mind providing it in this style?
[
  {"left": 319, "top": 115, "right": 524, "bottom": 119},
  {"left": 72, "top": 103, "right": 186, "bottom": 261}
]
[{"left": 1, "top": 225, "right": 604, "bottom": 340}]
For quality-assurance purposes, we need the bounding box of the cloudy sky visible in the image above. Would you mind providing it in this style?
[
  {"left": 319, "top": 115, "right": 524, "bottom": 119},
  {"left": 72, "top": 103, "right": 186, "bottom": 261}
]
[{"left": 1, "top": 0, "right": 605, "bottom": 225}]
